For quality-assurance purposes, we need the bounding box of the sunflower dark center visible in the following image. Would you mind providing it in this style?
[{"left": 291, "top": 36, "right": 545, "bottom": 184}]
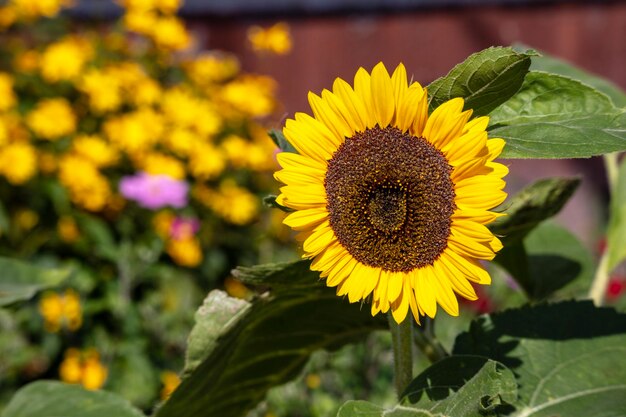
[{"left": 324, "top": 126, "right": 456, "bottom": 272}]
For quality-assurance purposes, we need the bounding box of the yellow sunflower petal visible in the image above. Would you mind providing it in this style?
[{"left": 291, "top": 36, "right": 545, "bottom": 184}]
[
  {"left": 415, "top": 266, "right": 437, "bottom": 318},
  {"left": 391, "top": 279, "right": 410, "bottom": 323},
  {"left": 283, "top": 207, "right": 328, "bottom": 231},
  {"left": 451, "top": 220, "right": 496, "bottom": 243},
  {"left": 436, "top": 256, "right": 478, "bottom": 301},
  {"left": 274, "top": 168, "right": 324, "bottom": 186},
  {"left": 310, "top": 241, "right": 346, "bottom": 272},
  {"left": 408, "top": 284, "right": 421, "bottom": 325},
  {"left": 370, "top": 62, "right": 395, "bottom": 127},
  {"left": 391, "top": 63, "right": 408, "bottom": 113},
  {"left": 321, "top": 88, "right": 363, "bottom": 136},
  {"left": 422, "top": 97, "right": 470, "bottom": 148},
  {"left": 431, "top": 267, "right": 459, "bottom": 316},
  {"left": 307, "top": 93, "right": 352, "bottom": 142},
  {"left": 396, "top": 84, "right": 426, "bottom": 133},
  {"left": 303, "top": 221, "right": 335, "bottom": 257},
  {"left": 276, "top": 151, "right": 327, "bottom": 173},
  {"left": 279, "top": 184, "right": 326, "bottom": 210},
  {"left": 447, "top": 232, "right": 496, "bottom": 260},
  {"left": 284, "top": 118, "right": 334, "bottom": 162},
  {"left": 387, "top": 271, "right": 404, "bottom": 303},
  {"left": 442, "top": 249, "right": 491, "bottom": 285},
  {"left": 353, "top": 67, "right": 375, "bottom": 128},
  {"left": 332, "top": 78, "right": 368, "bottom": 132},
  {"left": 410, "top": 86, "right": 429, "bottom": 137}
]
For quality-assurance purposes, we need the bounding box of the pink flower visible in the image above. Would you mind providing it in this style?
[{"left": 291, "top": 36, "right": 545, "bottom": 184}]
[
  {"left": 119, "top": 172, "right": 188, "bottom": 210},
  {"left": 170, "top": 217, "right": 200, "bottom": 240}
]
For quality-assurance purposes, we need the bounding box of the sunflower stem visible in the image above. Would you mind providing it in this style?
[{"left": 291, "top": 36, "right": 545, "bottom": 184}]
[
  {"left": 388, "top": 313, "right": 413, "bottom": 398},
  {"left": 588, "top": 152, "right": 620, "bottom": 305}
]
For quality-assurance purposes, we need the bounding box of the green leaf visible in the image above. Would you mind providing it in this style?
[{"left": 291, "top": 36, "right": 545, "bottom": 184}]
[
  {"left": 606, "top": 156, "right": 626, "bottom": 271},
  {"left": 337, "top": 357, "right": 517, "bottom": 417},
  {"left": 489, "top": 71, "right": 626, "bottom": 159},
  {"left": 428, "top": 46, "right": 535, "bottom": 117},
  {"left": 0, "top": 257, "right": 71, "bottom": 307},
  {"left": 155, "top": 261, "right": 386, "bottom": 417},
  {"left": 262, "top": 194, "right": 295, "bottom": 213},
  {"left": 269, "top": 128, "right": 297, "bottom": 154},
  {"left": 528, "top": 49, "right": 626, "bottom": 107},
  {"left": 495, "top": 222, "right": 593, "bottom": 300},
  {"left": 490, "top": 177, "right": 580, "bottom": 246},
  {"left": 0, "top": 381, "right": 145, "bottom": 417},
  {"left": 453, "top": 300, "right": 626, "bottom": 417}
]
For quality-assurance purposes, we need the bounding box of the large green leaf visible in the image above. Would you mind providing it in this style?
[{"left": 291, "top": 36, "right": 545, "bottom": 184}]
[
  {"left": 0, "top": 381, "right": 145, "bottom": 417},
  {"left": 428, "top": 46, "right": 534, "bottom": 117},
  {"left": 528, "top": 50, "right": 626, "bottom": 107},
  {"left": 606, "top": 156, "right": 626, "bottom": 271},
  {"left": 453, "top": 300, "right": 626, "bottom": 417},
  {"left": 490, "top": 177, "right": 580, "bottom": 246},
  {"left": 337, "top": 356, "right": 517, "bottom": 417},
  {"left": 489, "top": 71, "right": 626, "bottom": 159},
  {"left": 0, "top": 257, "right": 71, "bottom": 307},
  {"left": 155, "top": 261, "right": 387, "bottom": 417},
  {"left": 495, "top": 222, "right": 593, "bottom": 300}
]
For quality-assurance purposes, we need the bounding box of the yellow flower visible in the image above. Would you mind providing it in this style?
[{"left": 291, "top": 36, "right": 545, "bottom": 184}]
[
  {"left": 104, "top": 108, "right": 163, "bottom": 155},
  {"left": 14, "top": 209, "right": 39, "bottom": 231},
  {"left": 0, "top": 6, "right": 17, "bottom": 28},
  {"left": 130, "top": 77, "right": 162, "bottom": 106},
  {"left": 248, "top": 22, "right": 292, "bottom": 55},
  {"left": 39, "top": 37, "right": 91, "bottom": 83},
  {"left": 223, "top": 277, "right": 251, "bottom": 300},
  {"left": 13, "top": 49, "right": 39, "bottom": 73},
  {"left": 0, "top": 142, "right": 37, "bottom": 184},
  {"left": 26, "top": 98, "right": 76, "bottom": 140},
  {"left": 305, "top": 373, "right": 322, "bottom": 390},
  {"left": 0, "top": 73, "right": 16, "bottom": 111},
  {"left": 138, "top": 152, "right": 186, "bottom": 179},
  {"left": 72, "top": 134, "right": 119, "bottom": 168},
  {"left": 209, "top": 180, "right": 258, "bottom": 225},
  {"left": 153, "top": 210, "right": 175, "bottom": 239},
  {"left": 166, "top": 236, "right": 202, "bottom": 267},
  {"left": 184, "top": 53, "right": 240, "bottom": 86},
  {"left": 274, "top": 63, "right": 508, "bottom": 324},
  {"left": 79, "top": 69, "right": 122, "bottom": 113},
  {"left": 58, "top": 155, "right": 111, "bottom": 211},
  {"left": 9, "top": 0, "right": 73, "bottom": 19},
  {"left": 163, "top": 128, "right": 200, "bottom": 157},
  {"left": 160, "top": 371, "right": 181, "bottom": 400},
  {"left": 123, "top": 9, "right": 158, "bottom": 34},
  {"left": 39, "top": 289, "right": 82, "bottom": 332},
  {"left": 58, "top": 216, "right": 80, "bottom": 243},
  {"left": 151, "top": 16, "right": 191, "bottom": 51},
  {"left": 221, "top": 75, "right": 276, "bottom": 118},
  {"left": 38, "top": 151, "right": 58, "bottom": 174},
  {"left": 59, "top": 348, "right": 107, "bottom": 390},
  {"left": 188, "top": 143, "right": 225, "bottom": 180}
]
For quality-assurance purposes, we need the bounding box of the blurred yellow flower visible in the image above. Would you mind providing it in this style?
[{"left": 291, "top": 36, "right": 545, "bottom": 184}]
[
  {"left": 153, "top": 210, "right": 175, "bottom": 239},
  {"left": 223, "top": 277, "right": 251, "bottom": 300},
  {"left": 166, "top": 236, "right": 202, "bottom": 267},
  {"left": 160, "top": 371, "right": 181, "bottom": 400},
  {"left": 151, "top": 16, "right": 191, "bottom": 51},
  {"left": 0, "top": 6, "right": 17, "bottom": 28},
  {"left": 39, "top": 37, "right": 91, "bottom": 82},
  {"left": 58, "top": 155, "right": 111, "bottom": 211},
  {"left": 130, "top": 77, "right": 162, "bottom": 106},
  {"left": 57, "top": 216, "right": 80, "bottom": 243},
  {"left": 104, "top": 108, "right": 163, "bottom": 154},
  {"left": 79, "top": 69, "right": 122, "bottom": 113},
  {"left": 184, "top": 53, "right": 240, "bottom": 86},
  {"left": 0, "top": 142, "right": 37, "bottom": 184},
  {"left": 0, "top": 73, "right": 16, "bottom": 111},
  {"left": 38, "top": 289, "right": 82, "bottom": 333},
  {"left": 26, "top": 98, "right": 76, "bottom": 140},
  {"left": 72, "top": 134, "right": 119, "bottom": 168},
  {"left": 38, "top": 151, "right": 58, "bottom": 174},
  {"left": 139, "top": 152, "right": 186, "bottom": 179},
  {"left": 305, "top": 373, "right": 322, "bottom": 390},
  {"left": 13, "top": 50, "right": 39, "bottom": 72},
  {"left": 14, "top": 209, "right": 39, "bottom": 231},
  {"left": 188, "top": 143, "right": 225, "bottom": 180},
  {"left": 163, "top": 128, "right": 198, "bottom": 157},
  {"left": 221, "top": 75, "right": 276, "bottom": 118},
  {"left": 9, "top": 0, "right": 73, "bottom": 19},
  {"left": 123, "top": 9, "right": 158, "bottom": 34},
  {"left": 247, "top": 22, "right": 292, "bottom": 55},
  {"left": 59, "top": 348, "right": 107, "bottom": 390},
  {"left": 208, "top": 180, "right": 258, "bottom": 225}
]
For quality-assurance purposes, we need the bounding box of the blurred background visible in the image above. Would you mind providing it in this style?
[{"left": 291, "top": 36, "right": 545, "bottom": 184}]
[{"left": 0, "top": 0, "right": 624, "bottom": 416}]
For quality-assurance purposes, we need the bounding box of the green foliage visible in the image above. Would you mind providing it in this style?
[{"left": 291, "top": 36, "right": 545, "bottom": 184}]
[
  {"left": 428, "top": 46, "right": 535, "bottom": 117},
  {"left": 155, "top": 261, "right": 386, "bottom": 417},
  {"left": 606, "top": 157, "right": 626, "bottom": 271},
  {"left": 489, "top": 72, "right": 626, "bottom": 159},
  {"left": 490, "top": 177, "right": 580, "bottom": 246},
  {"left": 269, "top": 129, "right": 298, "bottom": 154},
  {"left": 0, "top": 381, "right": 144, "bottom": 417},
  {"left": 0, "top": 257, "right": 70, "bottom": 307},
  {"left": 454, "top": 300, "right": 626, "bottom": 417}
]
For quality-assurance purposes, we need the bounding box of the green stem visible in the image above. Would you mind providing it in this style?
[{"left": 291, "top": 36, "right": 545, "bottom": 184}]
[
  {"left": 388, "top": 313, "right": 413, "bottom": 398},
  {"left": 414, "top": 318, "right": 449, "bottom": 363},
  {"left": 588, "top": 152, "right": 620, "bottom": 306}
]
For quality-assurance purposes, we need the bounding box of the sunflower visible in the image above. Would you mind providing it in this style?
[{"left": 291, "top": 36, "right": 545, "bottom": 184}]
[{"left": 274, "top": 63, "right": 507, "bottom": 324}]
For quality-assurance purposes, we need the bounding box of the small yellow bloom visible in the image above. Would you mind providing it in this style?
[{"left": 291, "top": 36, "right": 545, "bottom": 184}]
[
  {"left": 160, "top": 371, "right": 181, "bottom": 400},
  {"left": 39, "top": 37, "right": 91, "bottom": 83},
  {"left": 0, "top": 6, "right": 17, "bottom": 28},
  {"left": 13, "top": 50, "right": 39, "bottom": 73},
  {"left": 137, "top": 152, "right": 186, "bottom": 180},
  {"left": 247, "top": 22, "right": 292, "bottom": 55},
  {"left": 129, "top": 77, "right": 162, "bottom": 107},
  {"left": 72, "top": 134, "right": 119, "bottom": 168},
  {"left": 221, "top": 75, "right": 276, "bottom": 118},
  {"left": 39, "top": 289, "right": 82, "bottom": 332},
  {"left": 123, "top": 9, "right": 158, "bottom": 34},
  {"left": 184, "top": 53, "right": 240, "bottom": 86},
  {"left": 208, "top": 180, "right": 258, "bottom": 225},
  {"left": 305, "top": 373, "right": 322, "bottom": 390},
  {"left": 166, "top": 236, "right": 202, "bottom": 267},
  {"left": 151, "top": 16, "right": 191, "bottom": 51},
  {"left": 0, "top": 73, "right": 16, "bottom": 111},
  {"left": 38, "top": 151, "right": 58, "bottom": 174},
  {"left": 58, "top": 216, "right": 81, "bottom": 243},
  {"left": 0, "top": 142, "right": 37, "bottom": 184},
  {"left": 163, "top": 128, "right": 199, "bottom": 157},
  {"left": 79, "top": 69, "right": 122, "bottom": 113},
  {"left": 104, "top": 108, "right": 163, "bottom": 154},
  {"left": 223, "top": 277, "right": 251, "bottom": 300},
  {"left": 58, "top": 155, "right": 111, "bottom": 211},
  {"left": 152, "top": 210, "right": 175, "bottom": 239},
  {"left": 59, "top": 348, "right": 107, "bottom": 390},
  {"left": 188, "top": 143, "right": 225, "bottom": 181},
  {"left": 14, "top": 209, "right": 39, "bottom": 231},
  {"left": 26, "top": 98, "right": 76, "bottom": 140},
  {"left": 9, "top": 0, "right": 73, "bottom": 19}
]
